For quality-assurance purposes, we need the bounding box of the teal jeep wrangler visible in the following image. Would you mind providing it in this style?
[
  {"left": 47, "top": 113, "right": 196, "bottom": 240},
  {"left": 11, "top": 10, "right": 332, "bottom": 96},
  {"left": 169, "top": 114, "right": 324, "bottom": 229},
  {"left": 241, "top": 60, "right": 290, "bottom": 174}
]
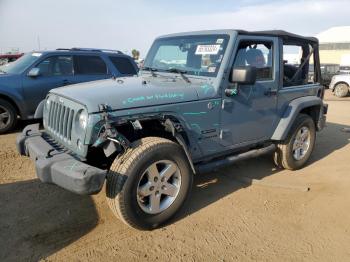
[{"left": 17, "top": 30, "right": 327, "bottom": 230}]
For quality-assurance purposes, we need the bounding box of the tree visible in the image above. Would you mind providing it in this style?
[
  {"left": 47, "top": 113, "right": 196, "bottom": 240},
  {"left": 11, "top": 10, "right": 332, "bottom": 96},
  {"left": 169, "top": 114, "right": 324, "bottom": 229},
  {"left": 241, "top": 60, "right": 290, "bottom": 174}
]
[{"left": 131, "top": 49, "right": 140, "bottom": 60}]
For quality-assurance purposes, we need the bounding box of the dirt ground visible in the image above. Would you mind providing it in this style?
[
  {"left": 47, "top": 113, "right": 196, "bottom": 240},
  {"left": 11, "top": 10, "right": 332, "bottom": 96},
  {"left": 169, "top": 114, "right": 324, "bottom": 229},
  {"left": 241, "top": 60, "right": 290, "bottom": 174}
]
[{"left": 1, "top": 90, "right": 349, "bottom": 262}]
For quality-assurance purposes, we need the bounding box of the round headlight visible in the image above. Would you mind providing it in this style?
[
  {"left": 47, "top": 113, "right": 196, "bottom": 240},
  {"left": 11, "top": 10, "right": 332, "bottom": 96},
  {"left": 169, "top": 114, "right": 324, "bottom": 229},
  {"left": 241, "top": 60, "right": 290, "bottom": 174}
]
[{"left": 78, "top": 110, "right": 88, "bottom": 130}]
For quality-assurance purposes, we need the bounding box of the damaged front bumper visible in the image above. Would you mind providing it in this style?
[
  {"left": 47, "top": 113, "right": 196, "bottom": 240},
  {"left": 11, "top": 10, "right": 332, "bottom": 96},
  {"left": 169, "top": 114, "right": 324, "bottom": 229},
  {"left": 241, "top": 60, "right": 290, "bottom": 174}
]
[{"left": 16, "top": 124, "right": 106, "bottom": 195}]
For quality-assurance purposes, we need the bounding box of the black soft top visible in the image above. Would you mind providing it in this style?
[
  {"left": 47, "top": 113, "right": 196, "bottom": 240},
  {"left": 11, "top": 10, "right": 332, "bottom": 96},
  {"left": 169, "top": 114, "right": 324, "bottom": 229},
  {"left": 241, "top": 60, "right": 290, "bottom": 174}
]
[{"left": 237, "top": 30, "right": 318, "bottom": 45}]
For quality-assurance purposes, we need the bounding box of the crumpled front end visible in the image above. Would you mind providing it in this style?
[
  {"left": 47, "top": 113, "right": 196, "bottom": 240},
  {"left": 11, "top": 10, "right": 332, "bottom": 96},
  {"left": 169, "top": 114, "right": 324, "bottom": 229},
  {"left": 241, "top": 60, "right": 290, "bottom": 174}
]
[{"left": 16, "top": 124, "right": 106, "bottom": 195}]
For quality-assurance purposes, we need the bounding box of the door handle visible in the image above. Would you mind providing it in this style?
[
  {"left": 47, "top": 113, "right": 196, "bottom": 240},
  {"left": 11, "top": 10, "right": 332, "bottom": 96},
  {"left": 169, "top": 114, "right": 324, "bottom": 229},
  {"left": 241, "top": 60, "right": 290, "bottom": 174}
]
[{"left": 264, "top": 88, "right": 277, "bottom": 96}]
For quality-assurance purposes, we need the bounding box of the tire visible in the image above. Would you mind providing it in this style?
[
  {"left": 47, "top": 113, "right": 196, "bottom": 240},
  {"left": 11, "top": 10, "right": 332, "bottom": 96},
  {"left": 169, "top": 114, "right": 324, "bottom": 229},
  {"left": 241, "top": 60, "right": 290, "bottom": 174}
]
[
  {"left": 0, "top": 98, "right": 18, "bottom": 134},
  {"left": 106, "top": 137, "right": 193, "bottom": 230},
  {"left": 273, "top": 114, "right": 316, "bottom": 170},
  {"left": 334, "top": 83, "right": 349, "bottom": 98}
]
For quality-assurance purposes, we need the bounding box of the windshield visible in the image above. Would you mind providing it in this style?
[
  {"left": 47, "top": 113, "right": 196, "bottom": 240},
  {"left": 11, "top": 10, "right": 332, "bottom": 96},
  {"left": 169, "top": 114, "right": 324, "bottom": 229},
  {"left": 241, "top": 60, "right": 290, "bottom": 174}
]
[
  {"left": 144, "top": 34, "right": 230, "bottom": 77},
  {"left": 0, "top": 52, "right": 42, "bottom": 74}
]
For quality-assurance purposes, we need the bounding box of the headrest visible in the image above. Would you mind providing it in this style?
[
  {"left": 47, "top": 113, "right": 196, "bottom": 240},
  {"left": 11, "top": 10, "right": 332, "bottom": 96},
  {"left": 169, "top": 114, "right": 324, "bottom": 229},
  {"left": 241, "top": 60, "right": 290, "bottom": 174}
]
[{"left": 245, "top": 48, "right": 266, "bottom": 67}]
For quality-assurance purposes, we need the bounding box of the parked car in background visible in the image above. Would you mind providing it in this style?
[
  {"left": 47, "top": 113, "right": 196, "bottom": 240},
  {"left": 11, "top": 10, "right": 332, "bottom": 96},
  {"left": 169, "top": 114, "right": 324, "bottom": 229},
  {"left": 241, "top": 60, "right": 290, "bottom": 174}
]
[
  {"left": 0, "top": 53, "right": 24, "bottom": 66},
  {"left": 0, "top": 48, "right": 138, "bottom": 133},
  {"left": 329, "top": 74, "right": 350, "bottom": 97},
  {"left": 339, "top": 65, "right": 350, "bottom": 74},
  {"left": 339, "top": 55, "right": 350, "bottom": 74},
  {"left": 309, "top": 63, "right": 340, "bottom": 87},
  {"left": 321, "top": 64, "right": 340, "bottom": 87}
]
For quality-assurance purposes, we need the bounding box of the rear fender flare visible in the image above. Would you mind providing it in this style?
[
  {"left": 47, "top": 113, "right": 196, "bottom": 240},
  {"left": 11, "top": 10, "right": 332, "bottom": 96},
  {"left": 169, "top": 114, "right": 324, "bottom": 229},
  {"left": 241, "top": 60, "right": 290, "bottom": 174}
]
[{"left": 271, "top": 96, "right": 323, "bottom": 141}]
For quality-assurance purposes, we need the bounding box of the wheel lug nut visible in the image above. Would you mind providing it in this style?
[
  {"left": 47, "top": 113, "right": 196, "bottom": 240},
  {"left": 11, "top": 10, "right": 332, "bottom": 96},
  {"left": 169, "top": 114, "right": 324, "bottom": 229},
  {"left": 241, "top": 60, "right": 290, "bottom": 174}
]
[
  {"left": 161, "top": 177, "right": 165, "bottom": 182},
  {"left": 155, "top": 191, "right": 160, "bottom": 196},
  {"left": 161, "top": 185, "right": 166, "bottom": 190},
  {"left": 150, "top": 186, "right": 154, "bottom": 191},
  {"left": 154, "top": 177, "right": 158, "bottom": 182}
]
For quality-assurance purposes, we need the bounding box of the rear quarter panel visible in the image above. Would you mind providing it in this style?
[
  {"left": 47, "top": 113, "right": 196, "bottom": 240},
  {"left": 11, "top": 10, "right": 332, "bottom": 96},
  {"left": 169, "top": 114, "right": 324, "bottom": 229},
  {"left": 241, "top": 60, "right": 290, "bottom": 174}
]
[{"left": 272, "top": 83, "right": 324, "bottom": 140}]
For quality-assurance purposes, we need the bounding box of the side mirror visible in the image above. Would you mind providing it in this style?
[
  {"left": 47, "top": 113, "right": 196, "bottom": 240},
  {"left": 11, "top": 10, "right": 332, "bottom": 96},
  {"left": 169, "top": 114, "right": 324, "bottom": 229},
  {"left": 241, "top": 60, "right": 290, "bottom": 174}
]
[
  {"left": 230, "top": 66, "right": 257, "bottom": 85},
  {"left": 27, "top": 67, "right": 40, "bottom": 77}
]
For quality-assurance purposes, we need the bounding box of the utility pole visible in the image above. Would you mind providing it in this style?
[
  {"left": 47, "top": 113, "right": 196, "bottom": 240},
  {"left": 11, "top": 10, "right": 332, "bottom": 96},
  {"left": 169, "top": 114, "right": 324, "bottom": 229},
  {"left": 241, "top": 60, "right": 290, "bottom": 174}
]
[{"left": 37, "top": 36, "right": 41, "bottom": 50}]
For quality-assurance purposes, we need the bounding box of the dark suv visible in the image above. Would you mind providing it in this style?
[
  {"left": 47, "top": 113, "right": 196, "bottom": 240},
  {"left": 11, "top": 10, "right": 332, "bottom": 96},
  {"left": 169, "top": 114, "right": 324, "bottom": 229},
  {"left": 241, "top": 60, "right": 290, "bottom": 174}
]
[
  {"left": 321, "top": 64, "right": 340, "bottom": 87},
  {"left": 0, "top": 48, "right": 138, "bottom": 133}
]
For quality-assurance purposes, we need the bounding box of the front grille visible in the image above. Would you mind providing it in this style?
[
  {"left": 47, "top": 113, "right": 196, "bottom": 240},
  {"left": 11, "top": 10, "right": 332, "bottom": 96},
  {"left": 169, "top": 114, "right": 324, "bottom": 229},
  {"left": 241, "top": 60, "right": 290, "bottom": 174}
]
[{"left": 47, "top": 101, "right": 75, "bottom": 141}]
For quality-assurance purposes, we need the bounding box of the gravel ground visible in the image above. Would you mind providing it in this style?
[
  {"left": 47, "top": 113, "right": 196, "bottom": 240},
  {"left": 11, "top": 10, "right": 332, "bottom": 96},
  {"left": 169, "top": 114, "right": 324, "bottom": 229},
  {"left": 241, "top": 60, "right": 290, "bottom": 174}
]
[{"left": 0, "top": 90, "right": 349, "bottom": 262}]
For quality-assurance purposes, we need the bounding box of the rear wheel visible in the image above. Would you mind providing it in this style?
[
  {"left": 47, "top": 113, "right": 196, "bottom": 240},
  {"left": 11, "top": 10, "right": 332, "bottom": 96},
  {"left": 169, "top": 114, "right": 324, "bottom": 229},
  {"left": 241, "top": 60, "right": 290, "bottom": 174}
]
[
  {"left": 106, "top": 137, "right": 193, "bottom": 230},
  {"left": 273, "top": 114, "right": 316, "bottom": 170},
  {"left": 334, "top": 83, "right": 349, "bottom": 98},
  {"left": 0, "top": 98, "right": 17, "bottom": 134}
]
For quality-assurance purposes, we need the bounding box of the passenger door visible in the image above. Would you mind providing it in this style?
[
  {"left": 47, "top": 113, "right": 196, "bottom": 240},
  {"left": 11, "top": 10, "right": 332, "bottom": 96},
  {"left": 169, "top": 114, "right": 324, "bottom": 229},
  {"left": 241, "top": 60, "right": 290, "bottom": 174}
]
[
  {"left": 70, "top": 55, "right": 110, "bottom": 84},
  {"left": 22, "top": 55, "right": 74, "bottom": 116},
  {"left": 220, "top": 36, "right": 279, "bottom": 147}
]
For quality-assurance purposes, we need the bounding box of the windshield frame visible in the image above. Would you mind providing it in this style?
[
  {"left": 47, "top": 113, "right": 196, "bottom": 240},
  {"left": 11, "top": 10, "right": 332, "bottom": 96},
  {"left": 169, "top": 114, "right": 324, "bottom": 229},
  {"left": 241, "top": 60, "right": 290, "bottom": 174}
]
[
  {"left": 0, "top": 52, "right": 43, "bottom": 74},
  {"left": 143, "top": 34, "right": 230, "bottom": 78}
]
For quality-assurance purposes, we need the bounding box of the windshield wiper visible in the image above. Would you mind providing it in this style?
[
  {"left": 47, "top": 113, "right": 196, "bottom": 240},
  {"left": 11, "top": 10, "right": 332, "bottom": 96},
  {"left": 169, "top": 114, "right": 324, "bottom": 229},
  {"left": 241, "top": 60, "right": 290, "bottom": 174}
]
[
  {"left": 165, "top": 68, "right": 191, "bottom": 83},
  {"left": 142, "top": 66, "right": 158, "bottom": 77}
]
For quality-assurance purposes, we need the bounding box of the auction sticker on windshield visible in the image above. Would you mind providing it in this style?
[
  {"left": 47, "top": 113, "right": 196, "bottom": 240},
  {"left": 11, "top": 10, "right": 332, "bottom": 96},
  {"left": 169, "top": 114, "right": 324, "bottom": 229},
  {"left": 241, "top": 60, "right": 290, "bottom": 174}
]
[{"left": 195, "top": 45, "right": 220, "bottom": 55}]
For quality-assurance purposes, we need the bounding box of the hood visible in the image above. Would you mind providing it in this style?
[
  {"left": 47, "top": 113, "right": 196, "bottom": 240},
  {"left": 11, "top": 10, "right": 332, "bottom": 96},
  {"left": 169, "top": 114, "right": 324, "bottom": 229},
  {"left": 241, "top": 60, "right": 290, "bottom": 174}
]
[
  {"left": 332, "top": 74, "right": 350, "bottom": 81},
  {"left": 0, "top": 73, "right": 21, "bottom": 89},
  {"left": 50, "top": 76, "right": 200, "bottom": 113}
]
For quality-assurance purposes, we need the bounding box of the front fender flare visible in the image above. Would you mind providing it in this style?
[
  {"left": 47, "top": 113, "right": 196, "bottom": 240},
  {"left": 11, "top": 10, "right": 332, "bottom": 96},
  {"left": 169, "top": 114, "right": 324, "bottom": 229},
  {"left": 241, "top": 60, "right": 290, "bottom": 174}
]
[
  {"left": 164, "top": 118, "right": 196, "bottom": 174},
  {"left": 34, "top": 100, "right": 45, "bottom": 119},
  {"left": 271, "top": 96, "right": 323, "bottom": 141}
]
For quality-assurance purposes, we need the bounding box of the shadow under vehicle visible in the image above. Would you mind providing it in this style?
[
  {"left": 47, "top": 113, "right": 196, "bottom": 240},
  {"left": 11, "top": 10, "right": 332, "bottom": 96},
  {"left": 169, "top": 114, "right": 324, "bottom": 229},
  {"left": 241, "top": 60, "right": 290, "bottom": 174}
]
[{"left": 0, "top": 179, "right": 98, "bottom": 261}]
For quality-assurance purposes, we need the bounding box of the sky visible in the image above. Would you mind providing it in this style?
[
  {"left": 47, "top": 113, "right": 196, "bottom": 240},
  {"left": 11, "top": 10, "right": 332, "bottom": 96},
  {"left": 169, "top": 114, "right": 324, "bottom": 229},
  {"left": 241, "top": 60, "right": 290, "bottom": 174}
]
[{"left": 1, "top": 0, "right": 349, "bottom": 57}]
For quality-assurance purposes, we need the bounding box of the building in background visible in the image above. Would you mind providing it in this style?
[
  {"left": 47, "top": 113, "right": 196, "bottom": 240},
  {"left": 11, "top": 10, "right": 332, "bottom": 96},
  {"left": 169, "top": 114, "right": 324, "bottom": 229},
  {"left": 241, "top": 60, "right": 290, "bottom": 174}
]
[{"left": 317, "top": 26, "right": 350, "bottom": 70}]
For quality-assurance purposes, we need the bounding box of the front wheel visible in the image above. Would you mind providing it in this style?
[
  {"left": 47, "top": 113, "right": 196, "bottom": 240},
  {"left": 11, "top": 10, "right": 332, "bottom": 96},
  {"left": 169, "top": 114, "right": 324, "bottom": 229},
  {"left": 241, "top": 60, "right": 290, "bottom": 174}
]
[
  {"left": 0, "top": 98, "right": 18, "bottom": 134},
  {"left": 106, "top": 137, "right": 193, "bottom": 230},
  {"left": 273, "top": 114, "right": 316, "bottom": 170}
]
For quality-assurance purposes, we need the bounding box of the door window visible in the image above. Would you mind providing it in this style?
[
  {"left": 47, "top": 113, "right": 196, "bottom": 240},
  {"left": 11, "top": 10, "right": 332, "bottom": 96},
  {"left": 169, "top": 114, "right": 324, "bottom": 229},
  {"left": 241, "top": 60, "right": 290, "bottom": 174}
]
[
  {"left": 36, "top": 56, "right": 73, "bottom": 76},
  {"left": 327, "top": 65, "right": 339, "bottom": 74},
  {"left": 109, "top": 56, "right": 137, "bottom": 75},
  {"left": 74, "top": 55, "right": 107, "bottom": 75},
  {"left": 233, "top": 41, "right": 273, "bottom": 80},
  {"left": 283, "top": 44, "right": 315, "bottom": 87}
]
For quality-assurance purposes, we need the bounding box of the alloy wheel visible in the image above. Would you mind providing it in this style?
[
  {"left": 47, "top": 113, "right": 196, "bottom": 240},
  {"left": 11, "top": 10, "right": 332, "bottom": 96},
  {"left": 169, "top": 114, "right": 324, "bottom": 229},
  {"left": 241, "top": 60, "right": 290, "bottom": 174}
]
[
  {"left": 137, "top": 160, "right": 182, "bottom": 214},
  {"left": 292, "top": 126, "right": 311, "bottom": 161},
  {"left": 0, "top": 105, "right": 11, "bottom": 130}
]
